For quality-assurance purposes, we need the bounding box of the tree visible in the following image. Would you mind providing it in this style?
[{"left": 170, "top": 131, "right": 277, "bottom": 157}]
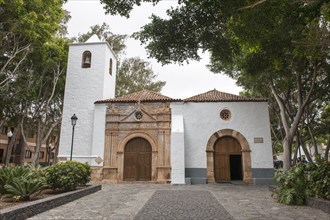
[
  {"left": 75, "top": 24, "right": 166, "bottom": 96},
  {"left": 102, "top": 0, "right": 330, "bottom": 170},
  {"left": 19, "top": 37, "right": 68, "bottom": 165},
  {"left": 0, "top": 0, "right": 68, "bottom": 165},
  {"left": 116, "top": 57, "right": 165, "bottom": 96},
  {"left": 0, "top": 0, "right": 66, "bottom": 87}
]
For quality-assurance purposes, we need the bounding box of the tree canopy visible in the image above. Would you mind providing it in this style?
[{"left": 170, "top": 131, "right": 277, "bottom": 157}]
[
  {"left": 0, "top": 0, "right": 66, "bottom": 87},
  {"left": 116, "top": 57, "right": 165, "bottom": 96}
]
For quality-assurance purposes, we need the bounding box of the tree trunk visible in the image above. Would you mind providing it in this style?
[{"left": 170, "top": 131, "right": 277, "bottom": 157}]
[
  {"left": 5, "top": 127, "right": 18, "bottom": 165},
  {"left": 325, "top": 135, "right": 330, "bottom": 161},
  {"left": 296, "top": 130, "right": 314, "bottom": 164},
  {"left": 282, "top": 136, "right": 293, "bottom": 171},
  {"left": 292, "top": 137, "right": 299, "bottom": 166},
  {"left": 31, "top": 119, "right": 42, "bottom": 166}
]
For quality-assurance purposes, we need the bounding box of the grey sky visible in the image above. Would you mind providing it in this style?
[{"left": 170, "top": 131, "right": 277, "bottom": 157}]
[{"left": 64, "top": 0, "right": 242, "bottom": 98}]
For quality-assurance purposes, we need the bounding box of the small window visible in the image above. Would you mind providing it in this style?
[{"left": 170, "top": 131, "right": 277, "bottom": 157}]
[
  {"left": 39, "top": 151, "right": 44, "bottom": 159},
  {"left": 109, "top": 58, "right": 113, "bottom": 76},
  {"left": 25, "top": 150, "right": 32, "bottom": 158},
  {"left": 220, "top": 109, "right": 231, "bottom": 121},
  {"left": 82, "top": 51, "right": 92, "bottom": 68},
  {"left": 135, "top": 111, "right": 143, "bottom": 121}
]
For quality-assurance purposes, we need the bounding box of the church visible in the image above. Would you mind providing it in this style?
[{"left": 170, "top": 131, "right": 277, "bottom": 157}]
[{"left": 58, "top": 35, "right": 274, "bottom": 185}]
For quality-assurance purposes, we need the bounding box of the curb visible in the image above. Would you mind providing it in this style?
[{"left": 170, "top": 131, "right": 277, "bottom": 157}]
[
  {"left": 0, "top": 184, "right": 102, "bottom": 220},
  {"left": 306, "top": 197, "right": 330, "bottom": 214}
]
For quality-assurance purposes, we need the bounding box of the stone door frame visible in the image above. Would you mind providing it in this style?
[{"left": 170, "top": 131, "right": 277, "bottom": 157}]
[{"left": 206, "top": 129, "right": 252, "bottom": 184}]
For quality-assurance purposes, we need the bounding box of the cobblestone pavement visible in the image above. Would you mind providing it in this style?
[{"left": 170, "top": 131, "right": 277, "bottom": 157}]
[
  {"left": 134, "top": 190, "right": 233, "bottom": 220},
  {"left": 29, "top": 184, "right": 330, "bottom": 220}
]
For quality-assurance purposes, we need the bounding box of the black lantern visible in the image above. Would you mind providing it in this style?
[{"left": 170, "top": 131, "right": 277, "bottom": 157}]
[{"left": 70, "top": 114, "right": 78, "bottom": 160}]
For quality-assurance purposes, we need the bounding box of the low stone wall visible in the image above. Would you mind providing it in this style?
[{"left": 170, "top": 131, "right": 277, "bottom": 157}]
[
  {"left": 306, "top": 198, "right": 330, "bottom": 214},
  {"left": 0, "top": 184, "right": 101, "bottom": 220}
]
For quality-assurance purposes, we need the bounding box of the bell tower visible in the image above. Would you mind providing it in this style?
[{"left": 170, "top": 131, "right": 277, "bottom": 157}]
[{"left": 58, "top": 35, "right": 117, "bottom": 165}]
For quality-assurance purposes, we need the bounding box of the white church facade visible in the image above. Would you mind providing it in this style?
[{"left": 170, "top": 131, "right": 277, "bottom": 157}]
[{"left": 58, "top": 36, "right": 274, "bottom": 185}]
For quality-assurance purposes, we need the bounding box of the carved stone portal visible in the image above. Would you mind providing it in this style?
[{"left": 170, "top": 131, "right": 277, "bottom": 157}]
[{"left": 102, "top": 102, "right": 171, "bottom": 183}]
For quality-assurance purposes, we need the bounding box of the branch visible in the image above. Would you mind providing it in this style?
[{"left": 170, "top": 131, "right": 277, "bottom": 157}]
[
  {"left": 41, "top": 120, "right": 61, "bottom": 144},
  {"left": 302, "top": 62, "right": 318, "bottom": 109},
  {"left": 20, "top": 118, "right": 34, "bottom": 152},
  {"left": 0, "top": 43, "right": 30, "bottom": 75},
  {"left": 270, "top": 82, "right": 290, "bottom": 134},
  {"left": 239, "top": 0, "right": 267, "bottom": 10}
]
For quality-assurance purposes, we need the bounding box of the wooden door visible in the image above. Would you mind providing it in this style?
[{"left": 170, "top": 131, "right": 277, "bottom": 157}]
[
  {"left": 214, "top": 136, "right": 241, "bottom": 182},
  {"left": 124, "top": 137, "right": 151, "bottom": 181}
]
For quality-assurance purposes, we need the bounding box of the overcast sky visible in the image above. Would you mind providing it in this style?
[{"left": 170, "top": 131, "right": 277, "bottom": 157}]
[{"left": 64, "top": 0, "right": 242, "bottom": 99}]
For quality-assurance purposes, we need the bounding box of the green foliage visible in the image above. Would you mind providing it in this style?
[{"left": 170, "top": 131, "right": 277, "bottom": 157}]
[
  {"left": 72, "top": 23, "right": 127, "bottom": 56},
  {"left": 101, "top": 0, "right": 161, "bottom": 18},
  {"left": 273, "top": 158, "right": 330, "bottom": 205},
  {"left": 1, "top": 0, "right": 68, "bottom": 165},
  {"left": 273, "top": 164, "right": 311, "bottom": 205},
  {"left": 308, "top": 156, "right": 330, "bottom": 200},
  {"left": 116, "top": 57, "right": 166, "bottom": 96},
  {"left": 0, "top": 166, "right": 31, "bottom": 195},
  {"left": 0, "top": 166, "right": 47, "bottom": 201},
  {"left": 46, "top": 161, "right": 91, "bottom": 191},
  {"left": 4, "top": 176, "right": 47, "bottom": 201}
]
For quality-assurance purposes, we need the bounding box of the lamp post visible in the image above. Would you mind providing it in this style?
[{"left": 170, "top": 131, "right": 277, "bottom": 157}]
[{"left": 70, "top": 114, "right": 78, "bottom": 161}]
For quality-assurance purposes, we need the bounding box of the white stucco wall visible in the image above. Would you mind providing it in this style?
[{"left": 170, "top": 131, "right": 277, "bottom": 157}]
[
  {"left": 180, "top": 102, "right": 273, "bottom": 169},
  {"left": 58, "top": 41, "right": 116, "bottom": 164},
  {"left": 91, "top": 104, "right": 107, "bottom": 166},
  {"left": 170, "top": 103, "right": 186, "bottom": 184}
]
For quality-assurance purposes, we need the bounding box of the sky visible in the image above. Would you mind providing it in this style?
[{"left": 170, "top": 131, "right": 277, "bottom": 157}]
[{"left": 64, "top": 0, "right": 242, "bottom": 99}]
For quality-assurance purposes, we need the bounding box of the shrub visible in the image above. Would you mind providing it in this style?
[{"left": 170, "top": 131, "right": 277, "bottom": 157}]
[
  {"left": 273, "top": 156, "right": 330, "bottom": 205},
  {"left": 0, "top": 166, "right": 47, "bottom": 201},
  {"left": 0, "top": 166, "right": 31, "bottom": 195},
  {"left": 308, "top": 157, "right": 330, "bottom": 200},
  {"left": 273, "top": 164, "right": 312, "bottom": 205},
  {"left": 4, "top": 176, "right": 47, "bottom": 201},
  {"left": 46, "top": 161, "right": 91, "bottom": 191}
]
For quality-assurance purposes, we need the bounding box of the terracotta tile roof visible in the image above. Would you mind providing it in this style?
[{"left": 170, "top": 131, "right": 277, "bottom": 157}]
[
  {"left": 183, "top": 89, "right": 268, "bottom": 102},
  {"left": 95, "top": 90, "right": 181, "bottom": 103}
]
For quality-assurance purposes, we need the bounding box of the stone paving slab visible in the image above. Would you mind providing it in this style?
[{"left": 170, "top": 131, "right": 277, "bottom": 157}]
[
  {"left": 134, "top": 190, "right": 233, "bottom": 220},
  {"left": 29, "top": 184, "right": 330, "bottom": 220}
]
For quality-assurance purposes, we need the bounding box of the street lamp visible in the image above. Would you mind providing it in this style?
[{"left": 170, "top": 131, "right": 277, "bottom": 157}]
[{"left": 70, "top": 114, "right": 78, "bottom": 161}]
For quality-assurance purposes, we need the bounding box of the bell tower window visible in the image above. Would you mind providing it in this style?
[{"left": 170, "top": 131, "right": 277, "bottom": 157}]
[
  {"left": 82, "top": 51, "right": 91, "bottom": 68},
  {"left": 109, "top": 58, "right": 113, "bottom": 75}
]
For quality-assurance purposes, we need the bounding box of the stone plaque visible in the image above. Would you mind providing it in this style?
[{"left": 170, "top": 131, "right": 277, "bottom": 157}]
[
  {"left": 95, "top": 156, "right": 103, "bottom": 164},
  {"left": 254, "top": 137, "right": 264, "bottom": 143}
]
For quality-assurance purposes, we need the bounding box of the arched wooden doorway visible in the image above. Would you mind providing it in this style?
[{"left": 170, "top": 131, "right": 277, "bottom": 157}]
[
  {"left": 214, "top": 136, "right": 242, "bottom": 182},
  {"left": 124, "top": 137, "right": 152, "bottom": 181}
]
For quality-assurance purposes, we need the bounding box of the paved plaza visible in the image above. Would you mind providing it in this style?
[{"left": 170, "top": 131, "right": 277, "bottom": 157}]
[{"left": 29, "top": 183, "right": 330, "bottom": 220}]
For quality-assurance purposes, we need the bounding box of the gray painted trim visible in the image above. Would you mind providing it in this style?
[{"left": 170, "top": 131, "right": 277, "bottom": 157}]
[
  {"left": 252, "top": 168, "right": 274, "bottom": 178},
  {"left": 185, "top": 168, "right": 207, "bottom": 178},
  {"left": 185, "top": 168, "right": 207, "bottom": 185},
  {"left": 252, "top": 168, "right": 274, "bottom": 185}
]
